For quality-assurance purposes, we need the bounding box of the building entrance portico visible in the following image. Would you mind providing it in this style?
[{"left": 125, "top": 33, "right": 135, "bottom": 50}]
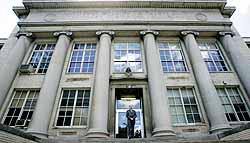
[
  {"left": 115, "top": 88, "right": 144, "bottom": 138},
  {"left": 109, "top": 83, "right": 152, "bottom": 138}
]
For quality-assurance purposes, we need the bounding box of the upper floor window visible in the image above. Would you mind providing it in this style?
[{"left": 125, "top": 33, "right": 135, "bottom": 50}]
[
  {"left": 56, "top": 89, "right": 91, "bottom": 127},
  {"left": 29, "top": 43, "right": 55, "bottom": 73},
  {"left": 167, "top": 87, "right": 202, "bottom": 125},
  {"left": 68, "top": 43, "right": 96, "bottom": 73},
  {"left": 159, "top": 42, "right": 188, "bottom": 72},
  {"left": 217, "top": 87, "right": 250, "bottom": 122},
  {"left": 198, "top": 41, "right": 228, "bottom": 72},
  {"left": 113, "top": 42, "right": 143, "bottom": 73},
  {"left": 3, "top": 89, "right": 39, "bottom": 128}
]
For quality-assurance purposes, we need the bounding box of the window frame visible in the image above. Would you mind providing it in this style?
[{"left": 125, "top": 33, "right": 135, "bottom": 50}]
[
  {"left": 2, "top": 89, "right": 39, "bottom": 129},
  {"left": 28, "top": 43, "right": 56, "bottom": 74},
  {"left": 67, "top": 42, "right": 97, "bottom": 74},
  {"left": 55, "top": 89, "right": 91, "bottom": 128},
  {"left": 158, "top": 40, "right": 189, "bottom": 73},
  {"left": 197, "top": 40, "right": 230, "bottom": 72},
  {"left": 167, "top": 87, "right": 203, "bottom": 126},
  {"left": 217, "top": 87, "right": 250, "bottom": 123},
  {"left": 112, "top": 41, "right": 144, "bottom": 73}
]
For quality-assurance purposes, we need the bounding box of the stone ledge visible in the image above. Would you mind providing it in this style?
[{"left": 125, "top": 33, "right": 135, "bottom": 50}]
[
  {"left": 0, "top": 124, "right": 40, "bottom": 142},
  {"left": 217, "top": 123, "right": 250, "bottom": 139},
  {"left": 22, "top": 0, "right": 227, "bottom": 9}
]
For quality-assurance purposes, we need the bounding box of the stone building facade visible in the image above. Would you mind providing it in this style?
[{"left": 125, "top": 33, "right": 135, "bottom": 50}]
[
  {"left": 0, "top": 38, "right": 7, "bottom": 50},
  {"left": 243, "top": 37, "right": 250, "bottom": 49},
  {"left": 0, "top": 0, "right": 250, "bottom": 142}
]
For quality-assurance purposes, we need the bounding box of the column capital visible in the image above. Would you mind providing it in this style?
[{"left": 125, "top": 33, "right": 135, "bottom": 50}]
[
  {"left": 218, "top": 31, "right": 235, "bottom": 37},
  {"left": 53, "top": 31, "right": 73, "bottom": 37},
  {"left": 16, "top": 32, "right": 32, "bottom": 38},
  {"left": 140, "top": 30, "right": 159, "bottom": 36},
  {"left": 181, "top": 31, "right": 199, "bottom": 36},
  {"left": 96, "top": 31, "right": 115, "bottom": 37}
]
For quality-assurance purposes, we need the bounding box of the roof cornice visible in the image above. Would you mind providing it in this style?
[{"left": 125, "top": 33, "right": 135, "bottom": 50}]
[{"left": 22, "top": 0, "right": 227, "bottom": 9}]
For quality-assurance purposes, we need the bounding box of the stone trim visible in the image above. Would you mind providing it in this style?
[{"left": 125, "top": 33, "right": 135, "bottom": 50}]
[
  {"left": 23, "top": 0, "right": 227, "bottom": 9},
  {"left": 96, "top": 30, "right": 115, "bottom": 36},
  {"left": 0, "top": 124, "right": 40, "bottom": 142},
  {"left": 140, "top": 30, "right": 159, "bottom": 36},
  {"left": 181, "top": 31, "right": 199, "bottom": 37},
  {"left": 218, "top": 31, "right": 235, "bottom": 37},
  {"left": 53, "top": 31, "right": 73, "bottom": 37},
  {"left": 96, "top": 31, "right": 115, "bottom": 40},
  {"left": 217, "top": 123, "right": 250, "bottom": 139},
  {"left": 16, "top": 32, "right": 32, "bottom": 38}
]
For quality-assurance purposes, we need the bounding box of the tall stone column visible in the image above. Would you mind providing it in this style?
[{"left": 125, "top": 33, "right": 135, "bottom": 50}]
[
  {"left": 181, "top": 31, "right": 231, "bottom": 133},
  {"left": 0, "top": 32, "right": 32, "bottom": 108},
  {"left": 140, "top": 31, "right": 175, "bottom": 137},
  {"left": 0, "top": 26, "right": 19, "bottom": 66},
  {"left": 86, "top": 31, "right": 114, "bottom": 138},
  {"left": 219, "top": 32, "right": 250, "bottom": 98},
  {"left": 27, "top": 32, "right": 72, "bottom": 138}
]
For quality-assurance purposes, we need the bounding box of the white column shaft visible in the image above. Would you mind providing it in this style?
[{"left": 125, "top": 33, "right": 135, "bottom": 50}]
[
  {"left": 0, "top": 34, "right": 31, "bottom": 107},
  {"left": 142, "top": 32, "right": 175, "bottom": 137},
  {"left": 27, "top": 34, "right": 71, "bottom": 138},
  {"left": 86, "top": 33, "right": 111, "bottom": 138},
  {"left": 219, "top": 33, "right": 250, "bottom": 98},
  {"left": 183, "top": 32, "right": 230, "bottom": 133}
]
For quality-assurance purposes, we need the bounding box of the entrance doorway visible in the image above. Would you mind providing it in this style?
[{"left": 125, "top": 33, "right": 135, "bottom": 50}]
[{"left": 115, "top": 88, "right": 144, "bottom": 138}]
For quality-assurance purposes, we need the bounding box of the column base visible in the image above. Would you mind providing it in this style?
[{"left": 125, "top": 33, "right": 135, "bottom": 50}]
[
  {"left": 85, "top": 128, "right": 109, "bottom": 138},
  {"left": 152, "top": 127, "right": 176, "bottom": 137},
  {"left": 210, "top": 124, "right": 232, "bottom": 134}
]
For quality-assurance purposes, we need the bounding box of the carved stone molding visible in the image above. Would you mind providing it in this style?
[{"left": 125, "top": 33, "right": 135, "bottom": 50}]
[
  {"left": 140, "top": 30, "right": 159, "bottom": 36},
  {"left": 53, "top": 31, "right": 73, "bottom": 37},
  {"left": 181, "top": 31, "right": 199, "bottom": 36},
  {"left": 96, "top": 31, "right": 115, "bottom": 37},
  {"left": 16, "top": 32, "right": 32, "bottom": 38},
  {"left": 218, "top": 31, "right": 235, "bottom": 37}
]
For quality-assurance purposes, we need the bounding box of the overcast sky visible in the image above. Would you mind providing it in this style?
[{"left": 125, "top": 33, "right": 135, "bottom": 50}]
[{"left": 0, "top": 0, "right": 250, "bottom": 38}]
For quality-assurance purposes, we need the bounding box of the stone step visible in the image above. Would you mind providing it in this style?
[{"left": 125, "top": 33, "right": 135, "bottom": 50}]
[{"left": 45, "top": 138, "right": 250, "bottom": 143}]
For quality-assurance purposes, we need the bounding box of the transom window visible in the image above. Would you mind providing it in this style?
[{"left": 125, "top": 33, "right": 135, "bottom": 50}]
[
  {"left": 217, "top": 87, "right": 250, "bottom": 122},
  {"left": 68, "top": 43, "right": 96, "bottom": 73},
  {"left": 198, "top": 41, "right": 228, "bottom": 72},
  {"left": 29, "top": 43, "right": 55, "bottom": 73},
  {"left": 113, "top": 42, "right": 143, "bottom": 73},
  {"left": 3, "top": 89, "right": 39, "bottom": 128},
  {"left": 56, "top": 89, "right": 91, "bottom": 127},
  {"left": 159, "top": 42, "right": 187, "bottom": 72},
  {"left": 167, "top": 88, "right": 201, "bottom": 125}
]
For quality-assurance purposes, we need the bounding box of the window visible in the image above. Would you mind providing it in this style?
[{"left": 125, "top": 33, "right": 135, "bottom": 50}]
[
  {"left": 167, "top": 88, "right": 201, "bottom": 125},
  {"left": 68, "top": 43, "right": 96, "bottom": 73},
  {"left": 159, "top": 42, "right": 187, "bottom": 72},
  {"left": 3, "top": 89, "right": 39, "bottom": 128},
  {"left": 217, "top": 87, "right": 250, "bottom": 122},
  {"left": 198, "top": 41, "right": 228, "bottom": 72},
  {"left": 56, "top": 89, "right": 91, "bottom": 127},
  {"left": 113, "top": 42, "right": 143, "bottom": 73},
  {"left": 29, "top": 43, "right": 55, "bottom": 73}
]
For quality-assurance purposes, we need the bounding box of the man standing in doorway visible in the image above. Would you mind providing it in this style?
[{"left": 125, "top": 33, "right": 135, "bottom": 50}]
[{"left": 126, "top": 105, "right": 137, "bottom": 139}]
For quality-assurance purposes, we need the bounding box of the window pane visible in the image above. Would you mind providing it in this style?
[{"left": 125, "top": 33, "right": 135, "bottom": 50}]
[
  {"left": 113, "top": 42, "right": 143, "bottom": 73},
  {"left": 56, "top": 90, "right": 90, "bottom": 127},
  {"left": 114, "top": 62, "right": 126, "bottom": 72},
  {"left": 199, "top": 42, "right": 228, "bottom": 72},
  {"left": 68, "top": 43, "right": 96, "bottom": 73},
  {"left": 217, "top": 87, "right": 250, "bottom": 122},
  {"left": 29, "top": 44, "right": 55, "bottom": 73},
  {"left": 159, "top": 42, "right": 187, "bottom": 72},
  {"left": 167, "top": 88, "right": 201, "bottom": 125},
  {"left": 3, "top": 90, "right": 39, "bottom": 128}
]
